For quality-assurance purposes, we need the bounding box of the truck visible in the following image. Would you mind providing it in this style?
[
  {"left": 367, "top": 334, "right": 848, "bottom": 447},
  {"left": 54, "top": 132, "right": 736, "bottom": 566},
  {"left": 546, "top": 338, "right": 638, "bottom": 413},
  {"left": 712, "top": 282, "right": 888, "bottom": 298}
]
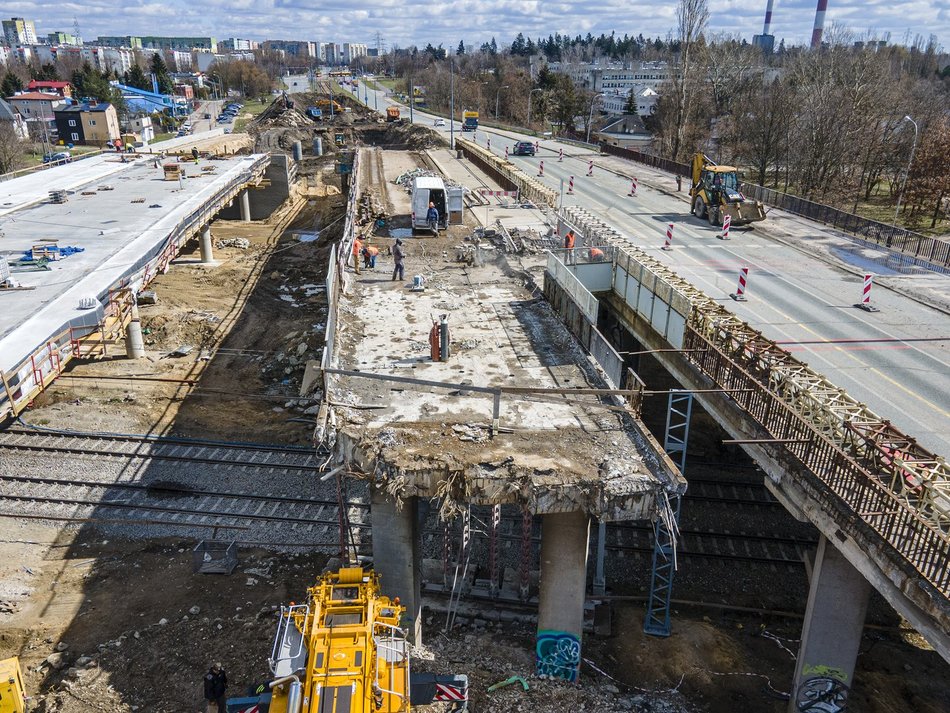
[
  {"left": 227, "top": 566, "right": 468, "bottom": 713},
  {"left": 689, "top": 153, "right": 766, "bottom": 227},
  {"left": 386, "top": 106, "right": 400, "bottom": 122},
  {"left": 306, "top": 106, "right": 323, "bottom": 120},
  {"left": 462, "top": 110, "right": 478, "bottom": 132}
]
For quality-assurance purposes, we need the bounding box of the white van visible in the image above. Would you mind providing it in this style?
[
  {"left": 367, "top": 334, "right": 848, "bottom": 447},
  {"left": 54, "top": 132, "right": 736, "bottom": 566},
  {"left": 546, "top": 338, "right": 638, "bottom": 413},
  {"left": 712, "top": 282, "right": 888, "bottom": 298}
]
[{"left": 410, "top": 176, "right": 448, "bottom": 233}]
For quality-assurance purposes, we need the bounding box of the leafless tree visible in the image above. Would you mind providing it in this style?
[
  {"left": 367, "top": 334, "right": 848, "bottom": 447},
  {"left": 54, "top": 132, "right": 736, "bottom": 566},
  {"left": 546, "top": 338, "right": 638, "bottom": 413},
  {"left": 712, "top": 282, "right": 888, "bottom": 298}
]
[
  {"left": 0, "top": 122, "right": 24, "bottom": 175},
  {"left": 670, "top": 0, "right": 710, "bottom": 161}
]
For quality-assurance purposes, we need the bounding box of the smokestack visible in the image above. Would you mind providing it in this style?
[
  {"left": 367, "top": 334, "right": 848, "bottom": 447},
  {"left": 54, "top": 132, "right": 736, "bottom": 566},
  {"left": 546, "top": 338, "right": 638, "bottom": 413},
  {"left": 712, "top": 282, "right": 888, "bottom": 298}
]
[
  {"left": 762, "top": 0, "right": 775, "bottom": 35},
  {"left": 811, "top": 0, "right": 828, "bottom": 48}
]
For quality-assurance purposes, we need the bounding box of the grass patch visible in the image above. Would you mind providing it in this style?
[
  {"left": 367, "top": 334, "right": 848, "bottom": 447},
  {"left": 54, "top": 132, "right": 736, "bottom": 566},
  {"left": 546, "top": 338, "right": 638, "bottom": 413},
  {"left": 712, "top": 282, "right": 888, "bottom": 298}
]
[{"left": 233, "top": 98, "right": 271, "bottom": 132}]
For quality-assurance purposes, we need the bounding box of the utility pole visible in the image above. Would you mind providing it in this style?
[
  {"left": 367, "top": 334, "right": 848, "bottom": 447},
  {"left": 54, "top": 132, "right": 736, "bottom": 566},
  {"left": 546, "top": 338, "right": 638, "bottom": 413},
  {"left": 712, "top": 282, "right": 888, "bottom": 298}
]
[
  {"left": 450, "top": 59, "right": 455, "bottom": 150},
  {"left": 893, "top": 115, "right": 918, "bottom": 228},
  {"left": 409, "top": 72, "right": 413, "bottom": 123}
]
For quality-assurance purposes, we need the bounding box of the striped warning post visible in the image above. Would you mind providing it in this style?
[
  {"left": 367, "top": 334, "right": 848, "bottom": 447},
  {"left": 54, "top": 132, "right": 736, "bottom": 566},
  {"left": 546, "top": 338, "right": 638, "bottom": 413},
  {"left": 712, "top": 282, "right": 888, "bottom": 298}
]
[
  {"left": 567, "top": 176, "right": 574, "bottom": 195},
  {"left": 662, "top": 222, "right": 673, "bottom": 251},
  {"left": 559, "top": 148, "right": 564, "bottom": 162},
  {"left": 538, "top": 160, "right": 544, "bottom": 177},
  {"left": 628, "top": 177, "right": 638, "bottom": 196},
  {"left": 434, "top": 683, "right": 468, "bottom": 702},
  {"left": 587, "top": 159, "right": 594, "bottom": 176},
  {"left": 535, "top": 141, "right": 540, "bottom": 153},
  {"left": 504, "top": 146, "right": 508, "bottom": 159},
  {"left": 730, "top": 267, "right": 748, "bottom": 301},
  {"left": 487, "top": 137, "right": 491, "bottom": 152},
  {"left": 719, "top": 213, "right": 731, "bottom": 240},
  {"left": 855, "top": 273, "right": 879, "bottom": 311}
]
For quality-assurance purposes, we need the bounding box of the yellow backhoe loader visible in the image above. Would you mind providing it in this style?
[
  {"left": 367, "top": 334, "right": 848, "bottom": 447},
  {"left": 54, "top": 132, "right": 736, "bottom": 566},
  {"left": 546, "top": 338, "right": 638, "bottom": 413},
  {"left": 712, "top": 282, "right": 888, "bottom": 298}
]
[{"left": 689, "top": 153, "right": 766, "bottom": 227}]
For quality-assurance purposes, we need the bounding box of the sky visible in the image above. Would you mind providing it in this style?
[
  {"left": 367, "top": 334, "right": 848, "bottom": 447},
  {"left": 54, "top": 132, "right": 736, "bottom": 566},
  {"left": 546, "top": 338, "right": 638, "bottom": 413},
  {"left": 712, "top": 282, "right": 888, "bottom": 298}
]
[{"left": 9, "top": 0, "right": 949, "bottom": 52}]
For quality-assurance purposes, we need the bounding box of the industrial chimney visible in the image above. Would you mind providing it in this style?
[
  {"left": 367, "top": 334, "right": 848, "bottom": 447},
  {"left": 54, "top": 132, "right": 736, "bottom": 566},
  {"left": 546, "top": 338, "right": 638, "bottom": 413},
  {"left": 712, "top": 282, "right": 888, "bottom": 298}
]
[
  {"left": 753, "top": 0, "right": 777, "bottom": 53},
  {"left": 811, "top": 0, "right": 828, "bottom": 48},
  {"left": 762, "top": 0, "right": 775, "bottom": 35}
]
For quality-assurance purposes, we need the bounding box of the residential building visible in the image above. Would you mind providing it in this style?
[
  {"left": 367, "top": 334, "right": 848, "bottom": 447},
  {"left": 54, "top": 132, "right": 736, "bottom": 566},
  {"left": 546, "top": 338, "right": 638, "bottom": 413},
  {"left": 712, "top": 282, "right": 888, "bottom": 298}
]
[
  {"left": 9, "top": 46, "right": 32, "bottom": 64},
  {"left": 27, "top": 81, "right": 73, "bottom": 99},
  {"left": 220, "top": 38, "right": 256, "bottom": 51},
  {"left": 0, "top": 98, "right": 28, "bottom": 139},
  {"left": 594, "top": 114, "right": 652, "bottom": 150},
  {"left": 141, "top": 36, "right": 217, "bottom": 53},
  {"left": 125, "top": 114, "right": 155, "bottom": 144},
  {"left": 54, "top": 102, "right": 121, "bottom": 146},
  {"left": 343, "top": 43, "right": 368, "bottom": 64},
  {"left": 102, "top": 47, "right": 135, "bottom": 75},
  {"left": 48, "top": 31, "right": 81, "bottom": 46},
  {"left": 7, "top": 92, "right": 67, "bottom": 121},
  {"left": 2, "top": 18, "right": 37, "bottom": 46},
  {"left": 0, "top": 46, "right": 9, "bottom": 65},
  {"left": 195, "top": 52, "right": 217, "bottom": 73},
  {"left": 601, "top": 86, "right": 658, "bottom": 116},
  {"left": 168, "top": 50, "right": 193, "bottom": 72},
  {"left": 96, "top": 36, "right": 143, "bottom": 49},
  {"left": 262, "top": 40, "right": 315, "bottom": 58}
]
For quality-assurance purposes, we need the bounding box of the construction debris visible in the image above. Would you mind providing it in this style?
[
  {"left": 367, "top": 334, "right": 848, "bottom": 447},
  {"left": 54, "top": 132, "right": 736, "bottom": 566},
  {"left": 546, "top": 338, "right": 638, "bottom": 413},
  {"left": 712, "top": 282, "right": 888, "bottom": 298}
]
[{"left": 216, "top": 238, "right": 251, "bottom": 249}]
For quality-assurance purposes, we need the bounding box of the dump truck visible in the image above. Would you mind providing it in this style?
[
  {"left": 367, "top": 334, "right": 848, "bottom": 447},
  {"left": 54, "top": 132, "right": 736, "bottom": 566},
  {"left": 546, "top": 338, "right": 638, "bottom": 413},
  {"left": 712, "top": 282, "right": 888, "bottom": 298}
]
[
  {"left": 227, "top": 567, "right": 467, "bottom": 713},
  {"left": 386, "top": 106, "right": 401, "bottom": 122},
  {"left": 689, "top": 153, "right": 766, "bottom": 227},
  {"left": 462, "top": 110, "right": 478, "bottom": 132},
  {"left": 0, "top": 657, "right": 27, "bottom": 713}
]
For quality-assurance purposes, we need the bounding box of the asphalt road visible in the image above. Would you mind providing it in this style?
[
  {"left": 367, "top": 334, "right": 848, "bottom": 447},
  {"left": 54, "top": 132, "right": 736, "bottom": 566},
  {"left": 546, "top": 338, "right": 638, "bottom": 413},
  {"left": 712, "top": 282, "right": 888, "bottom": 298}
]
[{"left": 351, "top": 80, "right": 950, "bottom": 458}]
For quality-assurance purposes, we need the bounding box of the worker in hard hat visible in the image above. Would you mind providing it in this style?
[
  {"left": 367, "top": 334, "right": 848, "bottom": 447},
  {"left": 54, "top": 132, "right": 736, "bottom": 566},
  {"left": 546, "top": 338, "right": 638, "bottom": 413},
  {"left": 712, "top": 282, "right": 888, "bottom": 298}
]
[
  {"left": 352, "top": 236, "right": 363, "bottom": 274},
  {"left": 203, "top": 662, "right": 228, "bottom": 713},
  {"left": 426, "top": 202, "right": 440, "bottom": 235}
]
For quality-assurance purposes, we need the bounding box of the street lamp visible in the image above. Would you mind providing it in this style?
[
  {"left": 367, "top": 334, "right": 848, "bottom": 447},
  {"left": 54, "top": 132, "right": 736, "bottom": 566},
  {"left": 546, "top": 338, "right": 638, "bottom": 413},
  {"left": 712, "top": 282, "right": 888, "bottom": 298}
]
[
  {"left": 585, "top": 93, "right": 605, "bottom": 144},
  {"left": 449, "top": 59, "right": 455, "bottom": 149},
  {"left": 893, "top": 115, "right": 919, "bottom": 227},
  {"left": 495, "top": 85, "right": 509, "bottom": 120},
  {"left": 527, "top": 88, "right": 543, "bottom": 131}
]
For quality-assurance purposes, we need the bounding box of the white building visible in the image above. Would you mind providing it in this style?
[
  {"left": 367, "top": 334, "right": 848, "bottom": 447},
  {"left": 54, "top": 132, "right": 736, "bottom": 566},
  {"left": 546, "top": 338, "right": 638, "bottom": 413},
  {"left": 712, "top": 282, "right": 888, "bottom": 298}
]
[
  {"left": 552, "top": 60, "right": 672, "bottom": 118},
  {"left": 343, "top": 43, "right": 368, "bottom": 64},
  {"left": 103, "top": 47, "right": 135, "bottom": 75},
  {"left": 601, "top": 86, "right": 658, "bottom": 116},
  {"left": 126, "top": 114, "right": 155, "bottom": 144},
  {"left": 2, "top": 18, "right": 37, "bottom": 46},
  {"left": 168, "top": 50, "right": 193, "bottom": 72}
]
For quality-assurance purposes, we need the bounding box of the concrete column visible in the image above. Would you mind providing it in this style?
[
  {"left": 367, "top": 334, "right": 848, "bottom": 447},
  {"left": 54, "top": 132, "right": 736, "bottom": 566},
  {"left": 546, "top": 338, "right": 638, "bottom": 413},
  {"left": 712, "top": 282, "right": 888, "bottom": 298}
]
[
  {"left": 537, "top": 511, "right": 590, "bottom": 682},
  {"left": 199, "top": 226, "right": 214, "bottom": 263},
  {"left": 240, "top": 189, "right": 251, "bottom": 222},
  {"left": 789, "top": 535, "right": 871, "bottom": 713},
  {"left": 125, "top": 304, "right": 145, "bottom": 359},
  {"left": 371, "top": 488, "right": 422, "bottom": 644}
]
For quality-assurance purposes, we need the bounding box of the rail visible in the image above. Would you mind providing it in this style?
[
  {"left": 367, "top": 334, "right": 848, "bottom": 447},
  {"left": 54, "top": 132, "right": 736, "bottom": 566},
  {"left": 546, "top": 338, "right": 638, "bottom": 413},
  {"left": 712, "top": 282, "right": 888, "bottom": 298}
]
[
  {"left": 0, "top": 148, "right": 107, "bottom": 182},
  {"left": 598, "top": 142, "right": 950, "bottom": 272}
]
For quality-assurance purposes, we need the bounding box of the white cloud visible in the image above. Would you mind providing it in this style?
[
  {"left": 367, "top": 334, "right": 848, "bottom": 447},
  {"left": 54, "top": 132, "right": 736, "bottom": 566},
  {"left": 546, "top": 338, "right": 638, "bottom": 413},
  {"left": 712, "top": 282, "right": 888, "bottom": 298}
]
[{"left": 12, "top": 0, "right": 947, "bottom": 50}]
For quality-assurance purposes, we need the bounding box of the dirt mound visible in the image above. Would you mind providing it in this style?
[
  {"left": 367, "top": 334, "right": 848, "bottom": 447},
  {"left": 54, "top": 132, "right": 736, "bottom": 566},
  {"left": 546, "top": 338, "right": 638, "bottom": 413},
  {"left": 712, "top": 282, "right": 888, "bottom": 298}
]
[{"left": 390, "top": 122, "right": 447, "bottom": 150}]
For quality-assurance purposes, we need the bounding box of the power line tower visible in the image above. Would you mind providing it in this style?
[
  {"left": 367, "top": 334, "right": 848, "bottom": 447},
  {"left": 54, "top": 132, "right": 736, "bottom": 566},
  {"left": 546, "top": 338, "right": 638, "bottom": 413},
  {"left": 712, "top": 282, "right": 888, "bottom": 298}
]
[{"left": 73, "top": 17, "right": 82, "bottom": 45}]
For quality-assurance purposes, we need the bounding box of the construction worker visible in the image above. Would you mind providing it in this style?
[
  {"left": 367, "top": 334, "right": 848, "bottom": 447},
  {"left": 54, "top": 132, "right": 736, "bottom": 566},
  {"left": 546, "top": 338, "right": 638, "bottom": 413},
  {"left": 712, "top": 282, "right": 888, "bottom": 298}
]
[
  {"left": 362, "top": 244, "right": 380, "bottom": 269},
  {"left": 352, "top": 236, "right": 363, "bottom": 274},
  {"left": 589, "top": 246, "right": 606, "bottom": 262},
  {"left": 192, "top": 147, "right": 200, "bottom": 163},
  {"left": 564, "top": 230, "right": 576, "bottom": 265},
  {"left": 392, "top": 239, "right": 405, "bottom": 281},
  {"left": 203, "top": 662, "right": 228, "bottom": 713},
  {"left": 426, "top": 202, "right": 440, "bottom": 235}
]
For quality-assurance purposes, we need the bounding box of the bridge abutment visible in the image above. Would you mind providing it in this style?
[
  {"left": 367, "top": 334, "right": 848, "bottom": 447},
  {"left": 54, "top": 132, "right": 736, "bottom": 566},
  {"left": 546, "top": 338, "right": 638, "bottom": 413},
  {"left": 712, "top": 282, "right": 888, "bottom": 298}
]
[{"left": 789, "top": 534, "right": 871, "bottom": 712}]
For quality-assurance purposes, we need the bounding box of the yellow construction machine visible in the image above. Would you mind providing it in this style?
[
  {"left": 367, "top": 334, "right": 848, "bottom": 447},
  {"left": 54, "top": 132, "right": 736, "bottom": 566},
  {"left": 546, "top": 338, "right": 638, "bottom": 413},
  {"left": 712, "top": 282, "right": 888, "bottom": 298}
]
[
  {"left": 689, "top": 153, "right": 766, "bottom": 227},
  {"left": 228, "top": 567, "right": 467, "bottom": 713},
  {"left": 0, "top": 657, "right": 27, "bottom": 713}
]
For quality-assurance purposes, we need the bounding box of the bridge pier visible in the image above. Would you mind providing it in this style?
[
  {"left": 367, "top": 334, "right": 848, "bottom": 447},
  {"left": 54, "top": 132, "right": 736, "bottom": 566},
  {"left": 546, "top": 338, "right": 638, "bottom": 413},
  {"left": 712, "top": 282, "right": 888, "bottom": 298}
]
[
  {"left": 537, "top": 511, "right": 590, "bottom": 682},
  {"left": 370, "top": 488, "right": 422, "bottom": 645},
  {"left": 240, "top": 190, "right": 251, "bottom": 222},
  {"left": 199, "top": 226, "right": 214, "bottom": 263},
  {"left": 125, "top": 304, "right": 145, "bottom": 359},
  {"left": 789, "top": 535, "right": 870, "bottom": 712}
]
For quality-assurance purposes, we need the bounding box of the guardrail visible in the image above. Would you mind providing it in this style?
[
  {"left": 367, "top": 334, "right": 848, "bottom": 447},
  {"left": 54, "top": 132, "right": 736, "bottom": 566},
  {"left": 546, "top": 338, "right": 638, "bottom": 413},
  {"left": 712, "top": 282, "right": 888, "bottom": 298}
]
[
  {"left": 456, "top": 138, "right": 557, "bottom": 208},
  {"left": 0, "top": 149, "right": 107, "bottom": 183},
  {"left": 598, "top": 142, "right": 950, "bottom": 272}
]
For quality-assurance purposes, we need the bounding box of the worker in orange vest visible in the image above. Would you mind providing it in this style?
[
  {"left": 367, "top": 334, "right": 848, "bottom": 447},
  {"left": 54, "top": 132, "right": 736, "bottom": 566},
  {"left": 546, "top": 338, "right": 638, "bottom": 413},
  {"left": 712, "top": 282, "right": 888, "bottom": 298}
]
[
  {"left": 361, "top": 244, "right": 380, "bottom": 269},
  {"left": 564, "top": 230, "right": 576, "bottom": 264},
  {"left": 352, "top": 236, "right": 363, "bottom": 274},
  {"left": 589, "top": 246, "right": 605, "bottom": 262}
]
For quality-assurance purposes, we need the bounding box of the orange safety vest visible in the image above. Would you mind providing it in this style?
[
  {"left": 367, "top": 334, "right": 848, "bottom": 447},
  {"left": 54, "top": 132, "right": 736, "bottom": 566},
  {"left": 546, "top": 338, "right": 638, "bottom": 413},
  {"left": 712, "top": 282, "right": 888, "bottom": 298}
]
[
  {"left": 364, "top": 246, "right": 380, "bottom": 256},
  {"left": 589, "top": 247, "right": 605, "bottom": 261},
  {"left": 564, "top": 232, "right": 575, "bottom": 249},
  {"left": 353, "top": 239, "right": 363, "bottom": 255}
]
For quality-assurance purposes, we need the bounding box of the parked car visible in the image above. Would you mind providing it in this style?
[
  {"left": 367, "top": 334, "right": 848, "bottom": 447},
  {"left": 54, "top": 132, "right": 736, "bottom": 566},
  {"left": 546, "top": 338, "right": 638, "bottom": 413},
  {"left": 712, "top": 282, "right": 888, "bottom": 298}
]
[
  {"left": 434, "top": 118, "right": 446, "bottom": 127},
  {"left": 512, "top": 141, "right": 536, "bottom": 156},
  {"left": 203, "top": 112, "right": 211, "bottom": 119},
  {"left": 43, "top": 151, "right": 71, "bottom": 164}
]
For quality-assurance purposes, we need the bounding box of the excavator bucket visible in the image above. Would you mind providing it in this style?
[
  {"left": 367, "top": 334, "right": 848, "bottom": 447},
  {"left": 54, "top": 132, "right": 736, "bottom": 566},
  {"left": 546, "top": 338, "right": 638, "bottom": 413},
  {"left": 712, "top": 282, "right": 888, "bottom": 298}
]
[{"left": 724, "top": 200, "right": 766, "bottom": 225}]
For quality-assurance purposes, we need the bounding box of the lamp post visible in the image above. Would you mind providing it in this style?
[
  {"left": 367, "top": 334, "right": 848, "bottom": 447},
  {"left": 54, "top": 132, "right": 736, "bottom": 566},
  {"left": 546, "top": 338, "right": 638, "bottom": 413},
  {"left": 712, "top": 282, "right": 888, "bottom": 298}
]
[
  {"left": 893, "top": 115, "right": 919, "bottom": 227},
  {"left": 495, "top": 85, "right": 509, "bottom": 120},
  {"left": 585, "top": 93, "right": 605, "bottom": 144},
  {"left": 527, "top": 88, "right": 543, "bottom": 131},
  {"left": 450, "top": 59, "right": 455, "bottom": 149}
]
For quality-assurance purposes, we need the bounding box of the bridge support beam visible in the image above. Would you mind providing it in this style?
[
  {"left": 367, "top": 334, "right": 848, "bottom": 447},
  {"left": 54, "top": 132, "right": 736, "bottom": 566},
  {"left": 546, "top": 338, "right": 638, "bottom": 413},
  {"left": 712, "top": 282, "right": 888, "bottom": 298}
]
[
  {"left": 789, "top": 535, "right": 870, "bottom": 712},
  {"left": 199, "top": 226, "right": 214, "bottom": 263},
  {"left": 240, "top": 190, "right": 251, "bottom": 222},
  {"left": 125, "top": 304, "right": 145, "bottom": 359},
  {"left": 537, "top": 511, "right": 590, "bottom": 682},
  {"left": 370, "top": 488, "right": 422, "bottom": 644}
]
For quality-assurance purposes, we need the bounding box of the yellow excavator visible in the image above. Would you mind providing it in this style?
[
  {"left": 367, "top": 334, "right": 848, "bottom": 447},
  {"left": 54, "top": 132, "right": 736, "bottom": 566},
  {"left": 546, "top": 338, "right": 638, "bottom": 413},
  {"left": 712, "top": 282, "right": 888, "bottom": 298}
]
[
  {"left": 0, "top": 657, "right": 27, "bottom": 713},
  {"left": 228, "top": 567, "right": 467, "bottom": 713},
  {"left": 689, "top": 153, "right": 766, "bottom": 227}
]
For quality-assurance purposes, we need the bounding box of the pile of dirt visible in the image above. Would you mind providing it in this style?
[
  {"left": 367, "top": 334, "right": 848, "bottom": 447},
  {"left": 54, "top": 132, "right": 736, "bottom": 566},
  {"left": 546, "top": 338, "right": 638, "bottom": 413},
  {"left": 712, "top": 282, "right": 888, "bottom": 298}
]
[{"left": 388, "top": 122, "right": 448, "bottom": 150}]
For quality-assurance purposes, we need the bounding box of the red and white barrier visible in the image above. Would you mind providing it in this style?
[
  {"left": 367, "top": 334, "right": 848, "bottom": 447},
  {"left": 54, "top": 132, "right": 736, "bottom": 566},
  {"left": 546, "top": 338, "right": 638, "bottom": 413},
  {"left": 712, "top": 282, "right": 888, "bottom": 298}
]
[
  {"left": 587, "top": 160, "right": 594, "bottom": 177},
  {"left": 504, "top": 146, "right": 508, "bottom": 159},
  {"left": 535, "top": 141, "right": 540, "bottom": 153},
  {"left": 730, "top": 266, "right": 748, "bottom": 301},
  {"left": 662, "top": 222, "right": 673, "bottom": 251},
  {"left": 855, "top": 273, "right": 879, "bottom": 311},
  {"left": 538, "top": 160, "right": 544, "bottom": 177},
  {"left": 719, "top": 214, "right": 731, "bottom": 240},
  {"left": 567, "top": 176, "right": 574, "bottom": 195},
  {"left": 558, "top": 148, "right": 564, "bottom": 162},
  {"left": 628, "top": 177, "right": 638, "bottom": 196},
  {"left": 487, "top": 138, "right": 491, "bottom": 152}
]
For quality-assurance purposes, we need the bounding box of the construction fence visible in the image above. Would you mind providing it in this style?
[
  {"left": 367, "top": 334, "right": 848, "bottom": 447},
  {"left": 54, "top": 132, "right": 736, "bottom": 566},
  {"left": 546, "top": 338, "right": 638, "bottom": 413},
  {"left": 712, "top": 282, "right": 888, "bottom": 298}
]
[{"left": 599, "top": 142, "right": 950, "bottom": 271}]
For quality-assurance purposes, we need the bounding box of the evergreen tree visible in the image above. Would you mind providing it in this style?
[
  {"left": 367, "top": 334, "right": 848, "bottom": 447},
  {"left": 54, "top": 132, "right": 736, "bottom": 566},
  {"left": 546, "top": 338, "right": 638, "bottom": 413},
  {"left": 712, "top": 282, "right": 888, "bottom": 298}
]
[
  {"left": 457, "top": 40, "right": 465, "bottom": 56},
  {"left": 149, "top": 53, "right": 174, "bottom": 94},
  {"left": 126, "top": 64, "right": 150, "bottom": 91},
  {"left": 624, "top": 89, "right": 638, "bottom": 114},
  {"left": 1, "top": 71, "right": 23, "bottom": 97}
]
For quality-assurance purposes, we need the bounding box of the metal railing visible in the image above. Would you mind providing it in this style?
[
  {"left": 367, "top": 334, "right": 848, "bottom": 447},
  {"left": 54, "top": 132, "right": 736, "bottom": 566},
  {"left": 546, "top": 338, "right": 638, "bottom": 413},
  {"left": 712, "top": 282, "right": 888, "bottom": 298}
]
[{"left": 598, "top": 143, "right": 950, "bottom": 271}]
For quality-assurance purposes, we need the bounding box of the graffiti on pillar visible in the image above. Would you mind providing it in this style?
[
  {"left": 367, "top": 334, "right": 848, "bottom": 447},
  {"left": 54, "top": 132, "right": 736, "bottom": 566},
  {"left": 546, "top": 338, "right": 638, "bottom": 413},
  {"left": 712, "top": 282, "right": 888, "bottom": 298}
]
[
  {"left": 796, "top": 668, "right": 850, "bottom": 712},
  {"left": 536, "top": 630, "right": 581, "bottom": 682}
]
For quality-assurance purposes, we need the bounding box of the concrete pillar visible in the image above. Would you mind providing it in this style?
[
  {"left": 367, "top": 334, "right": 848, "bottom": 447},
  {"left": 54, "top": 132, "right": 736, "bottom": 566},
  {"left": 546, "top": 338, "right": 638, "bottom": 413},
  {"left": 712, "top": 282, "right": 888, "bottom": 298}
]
[
  {"left": 240, "top": 189, "right": 251, "bottom": 222},
  {"left": 125, "top": 304, "right": 145, "bottom": 359},
  {"left": 371, "top": 488, "right": 422, "bottom": 644},
  {"left": 199, "top": 226, "right": 214, "bottom": 263},
  {"left": 789, "top": 535, "right": 871, "bottom": 713},
  {"left": 537, "top": 511, "right": 590, "bottom": 682}
]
